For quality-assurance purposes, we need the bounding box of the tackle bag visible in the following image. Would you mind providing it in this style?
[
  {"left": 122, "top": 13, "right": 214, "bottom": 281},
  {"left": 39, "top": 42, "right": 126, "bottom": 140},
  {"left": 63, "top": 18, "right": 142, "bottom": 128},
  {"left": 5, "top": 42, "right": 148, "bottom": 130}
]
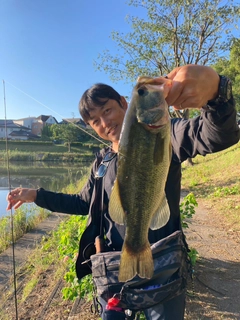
[{"left": 90, "top": 230, "right": 191, "bottom": 311}]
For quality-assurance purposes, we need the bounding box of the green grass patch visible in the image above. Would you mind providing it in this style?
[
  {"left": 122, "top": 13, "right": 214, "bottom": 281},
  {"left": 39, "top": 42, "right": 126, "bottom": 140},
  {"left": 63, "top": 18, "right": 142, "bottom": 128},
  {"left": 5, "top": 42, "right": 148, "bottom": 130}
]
[
  {"left": 0, "top": 150, "right": 95, "bottom": 162},
  {"left": 0, "top": 140, "right": 100, "bottom": 162},
  {"left": 182, "top": 141, "right": 240, "bottom": 229},
  {"left": 0, "top": 206, "right": 50, "bottom": 254}
]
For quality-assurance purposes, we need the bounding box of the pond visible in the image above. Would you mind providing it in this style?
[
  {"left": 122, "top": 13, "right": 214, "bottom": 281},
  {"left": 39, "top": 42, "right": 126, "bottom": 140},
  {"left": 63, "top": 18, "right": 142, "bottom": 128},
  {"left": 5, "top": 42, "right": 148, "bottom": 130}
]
[{"left": 0, "top": 161, "right": 92, "bottom": 217}]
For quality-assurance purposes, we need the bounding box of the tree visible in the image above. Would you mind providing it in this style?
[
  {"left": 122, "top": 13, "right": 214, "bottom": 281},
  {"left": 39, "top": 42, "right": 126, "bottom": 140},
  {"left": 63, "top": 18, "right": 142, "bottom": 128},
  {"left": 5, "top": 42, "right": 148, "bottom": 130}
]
[
  {"left": 213, "top": 38, "right": 240, "bottom": 112},
  {"left": 95, "top": 0, "right": 240, "bottom": 165},
  {"left": 50, "top": 123, "right": 79, "bottom": 152},
  {"left": 41, "top": 125, "right": 52, "bottom": 141},
  {"left": 95, "top": 0, "right": 240, "bottom": 83}
]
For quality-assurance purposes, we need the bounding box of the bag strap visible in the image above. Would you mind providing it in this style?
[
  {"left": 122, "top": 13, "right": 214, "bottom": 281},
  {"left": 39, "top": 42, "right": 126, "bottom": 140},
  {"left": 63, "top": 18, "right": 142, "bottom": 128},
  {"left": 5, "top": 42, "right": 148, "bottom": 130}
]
[
  {"left": 94, "top": 175, "right": 105, "bottom": 253},
  {"left": 99, "top": 175, "right": 105, "bottom": 238}
]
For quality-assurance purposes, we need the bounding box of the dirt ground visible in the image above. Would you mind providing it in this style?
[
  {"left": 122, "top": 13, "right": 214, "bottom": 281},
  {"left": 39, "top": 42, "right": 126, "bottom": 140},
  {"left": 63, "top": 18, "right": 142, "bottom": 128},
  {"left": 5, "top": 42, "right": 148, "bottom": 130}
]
[
  {"left": 0, "top": 200, "right": 239, "bottom": 320},
  {"left": 184, "top": 199, "right": 240, "bottom": 320}
]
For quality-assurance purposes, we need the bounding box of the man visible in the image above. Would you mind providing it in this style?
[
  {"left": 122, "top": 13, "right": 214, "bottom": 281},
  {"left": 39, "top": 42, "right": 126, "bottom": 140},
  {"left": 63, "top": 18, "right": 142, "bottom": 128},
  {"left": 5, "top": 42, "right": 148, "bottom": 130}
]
[{"left": 7, "top": 65, "right": 240, "bottom": 319}]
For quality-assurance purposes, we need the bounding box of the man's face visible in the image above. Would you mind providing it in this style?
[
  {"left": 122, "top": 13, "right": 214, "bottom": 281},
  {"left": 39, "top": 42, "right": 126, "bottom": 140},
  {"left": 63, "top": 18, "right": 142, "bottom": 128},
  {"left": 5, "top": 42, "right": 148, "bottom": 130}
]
[{"left": 88, "top": 96, "right": 127, "bottom": 144}]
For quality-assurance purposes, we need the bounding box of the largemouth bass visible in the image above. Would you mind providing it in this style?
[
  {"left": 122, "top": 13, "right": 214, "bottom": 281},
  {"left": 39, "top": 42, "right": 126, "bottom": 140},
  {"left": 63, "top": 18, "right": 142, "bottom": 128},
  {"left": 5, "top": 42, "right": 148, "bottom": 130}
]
[{"left": 109, "top": 76, "right": 172, "bottom": 282}]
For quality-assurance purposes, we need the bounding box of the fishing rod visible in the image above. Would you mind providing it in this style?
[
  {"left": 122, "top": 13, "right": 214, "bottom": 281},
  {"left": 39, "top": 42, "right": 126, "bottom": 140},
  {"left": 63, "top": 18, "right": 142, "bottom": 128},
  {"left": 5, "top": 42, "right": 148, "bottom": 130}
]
[{"left": 3, "top": 80, "right": 19, "bottom": 320}]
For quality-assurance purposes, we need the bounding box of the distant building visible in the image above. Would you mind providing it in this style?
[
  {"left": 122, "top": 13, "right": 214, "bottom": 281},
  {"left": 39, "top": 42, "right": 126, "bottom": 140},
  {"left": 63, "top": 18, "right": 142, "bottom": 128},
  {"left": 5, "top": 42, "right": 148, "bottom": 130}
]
[
  {"left": 32, "top": 115, "right": 58, "bottom": 136},
  {"left": 0, "top": 120, "right": 38, "bottom": 140},
  {"left": 0, "top": 116, "right": 90, "bottom": 140},
  {"left": 15, "top": 115, "right": 58, "bottom": 136},
  {"left": 9, "top": 129, "right": 40, "bottom": 140},
  {"left": 60, "top": 118, "right": 86, "bottom": 127},
  {"left": 13, "top": 116, "right": 36, "bottom": 130}
]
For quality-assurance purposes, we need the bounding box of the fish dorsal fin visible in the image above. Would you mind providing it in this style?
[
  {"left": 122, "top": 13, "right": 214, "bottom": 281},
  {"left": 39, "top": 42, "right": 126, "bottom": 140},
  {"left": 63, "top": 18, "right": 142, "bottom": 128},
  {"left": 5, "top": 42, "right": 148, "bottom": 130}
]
[
  {"left": 109, "top": 178, "right": 125, "bottom": 225},
  {"left": 150, "top": 195, "right": 170, "bottom": 230}
]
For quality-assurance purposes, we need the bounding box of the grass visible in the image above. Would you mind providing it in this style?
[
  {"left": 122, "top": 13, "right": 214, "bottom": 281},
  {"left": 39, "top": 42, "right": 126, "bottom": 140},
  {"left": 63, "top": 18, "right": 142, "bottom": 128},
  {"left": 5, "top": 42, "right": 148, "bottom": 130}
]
[
  {"left": 181, "top": 140, "right": 240, "bottom": 230},
  {"left": 0, "top": 140, "right": 101, "bottom": 162},
  {"left": 0, "top": 150, "right": 94, "bottom": 162},
  {"left": 0, "top": 140, "right": 85, "bottom": 153},
  {"left": 0, "top": 206, "right": 50, "bottom": 254}
]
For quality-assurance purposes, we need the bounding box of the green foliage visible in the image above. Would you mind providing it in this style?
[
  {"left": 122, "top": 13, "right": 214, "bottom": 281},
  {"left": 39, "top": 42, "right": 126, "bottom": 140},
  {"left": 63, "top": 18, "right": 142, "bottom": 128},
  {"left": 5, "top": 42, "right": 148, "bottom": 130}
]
[
  {"left": 50, "top": 124, "right": 100, "bottom": 152},
  {"left": 0, "top": 206, "right": 49, "bottom": 253},
  {"left": 50, "top": 124, "right": 80, "bottom": 152},
  {"left": 188, "top": 248, "right": 199, "bottom": 266},
  {"left": 212, "top": 185, "right": 240, "bottom": 197},
  {"left": 0, "top": 140, "right": 54, "bottom": 148},
  {"left": 95, "top": 0, "right": 240, "bottom": 83},
  {"left": 53, "top": 214, "right": 95, "bottom": 301},
  {"left": 0, "top": 216, "right": 10, "bottom": 252},
  {"left": 188, "top": 109, "right": 201, "bottom": 119},
  {"left": 213, "top": 38, "right": 240, "bottom": 112},
  {"left": 180, "top": 193, "right": 199, "bottom": 266},
  {"left": 62, "top": 274, "right": 94, "bottom": 301},
  {"left": 0, "top": 149, "right": 94, "bottom": 162},
  {"left": 41, "top": 125, "right": 52, "bottom": 141},
  {"left": 0, "top": 136, "right": 103, "bottom": 162},
  {"left": 180, "top": 192, "right": 198, "bottom": 229}
]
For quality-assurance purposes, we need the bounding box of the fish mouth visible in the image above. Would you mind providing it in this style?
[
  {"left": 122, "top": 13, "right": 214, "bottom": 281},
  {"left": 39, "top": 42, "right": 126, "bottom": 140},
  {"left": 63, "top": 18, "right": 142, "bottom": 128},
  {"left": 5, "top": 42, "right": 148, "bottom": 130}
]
[
  {"left": 147, "top": 124, "right": 164, "bottom": 129},
  {"left": 141, "top": 122, "right": 167, "bottom": 132}
]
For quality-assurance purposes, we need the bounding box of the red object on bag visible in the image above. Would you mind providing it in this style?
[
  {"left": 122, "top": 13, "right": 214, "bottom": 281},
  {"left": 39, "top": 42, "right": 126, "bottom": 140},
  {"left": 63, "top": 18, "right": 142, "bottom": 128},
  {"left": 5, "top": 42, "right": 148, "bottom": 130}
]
[{"left": 106, "top": 296, "right": 123, "bottom": 312}]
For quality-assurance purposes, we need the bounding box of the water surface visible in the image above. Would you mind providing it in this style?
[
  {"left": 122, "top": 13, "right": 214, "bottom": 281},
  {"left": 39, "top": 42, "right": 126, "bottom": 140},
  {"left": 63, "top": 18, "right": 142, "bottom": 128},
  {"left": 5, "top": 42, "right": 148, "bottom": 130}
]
[{"left": 0, "top": 161, "right": 91, "bottom": 217}]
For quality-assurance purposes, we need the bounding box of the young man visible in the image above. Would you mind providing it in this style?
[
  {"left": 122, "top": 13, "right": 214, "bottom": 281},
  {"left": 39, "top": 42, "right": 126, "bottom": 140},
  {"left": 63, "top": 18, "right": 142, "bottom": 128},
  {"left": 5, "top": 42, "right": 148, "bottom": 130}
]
[{"left": 7, "top": 65, "right": 240, "bottom": 320}]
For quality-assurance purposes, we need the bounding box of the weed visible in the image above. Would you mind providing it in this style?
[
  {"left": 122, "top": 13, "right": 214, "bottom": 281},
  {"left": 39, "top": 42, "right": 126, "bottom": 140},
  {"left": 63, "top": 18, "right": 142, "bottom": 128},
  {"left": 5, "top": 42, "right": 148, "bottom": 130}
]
[
  {"left": 180, "top": 193, "right": 199, "bottom": 267},
  {"left": 0, "top": 206, "right": 49, "bottom": 253},
  {"left": 21, "top": 278, "right": 38, "bottom": 302},
  {"left": 188, "top": 248, "right": 199, "bottom": 266},
  {"left": 180, "top": 193, "right": 198, "bottom": 229},
  {"left": 212, "top": 186, "right": 240, "bottom": 197}
]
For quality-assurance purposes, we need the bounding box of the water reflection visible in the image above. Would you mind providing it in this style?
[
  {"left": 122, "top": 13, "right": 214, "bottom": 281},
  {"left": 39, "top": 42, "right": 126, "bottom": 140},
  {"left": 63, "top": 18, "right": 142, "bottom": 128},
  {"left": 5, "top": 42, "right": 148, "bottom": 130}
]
[{"left": 0, "top": 161, "right": 92, "bottom": 217}]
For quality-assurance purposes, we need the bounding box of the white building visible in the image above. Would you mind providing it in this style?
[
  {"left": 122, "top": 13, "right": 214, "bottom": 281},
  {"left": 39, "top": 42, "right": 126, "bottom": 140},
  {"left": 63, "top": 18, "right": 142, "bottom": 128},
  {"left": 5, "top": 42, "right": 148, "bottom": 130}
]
[
  {"left": 0, "top": 120, "right": 32, "bottom": 140},
  {"left": 14, "top": 115, "right": 58, "bottom": 136}
]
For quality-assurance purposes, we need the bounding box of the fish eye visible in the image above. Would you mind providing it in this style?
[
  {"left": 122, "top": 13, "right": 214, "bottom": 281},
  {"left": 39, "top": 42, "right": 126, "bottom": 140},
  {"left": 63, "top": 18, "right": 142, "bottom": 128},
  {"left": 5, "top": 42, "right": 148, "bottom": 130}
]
[{"left": 138, "top": 88, "right": 145, "bottom": 96}]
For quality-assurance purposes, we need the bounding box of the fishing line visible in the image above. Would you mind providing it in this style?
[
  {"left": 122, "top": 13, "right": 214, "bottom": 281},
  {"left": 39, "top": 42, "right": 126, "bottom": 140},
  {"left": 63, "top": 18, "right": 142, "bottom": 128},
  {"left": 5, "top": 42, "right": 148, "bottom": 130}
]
[
  {"left": 3, "top": 80, "right": 19, "bottom": 320},
  {"left": 4, "top": 80, "right": 111, "bottom": 148}
]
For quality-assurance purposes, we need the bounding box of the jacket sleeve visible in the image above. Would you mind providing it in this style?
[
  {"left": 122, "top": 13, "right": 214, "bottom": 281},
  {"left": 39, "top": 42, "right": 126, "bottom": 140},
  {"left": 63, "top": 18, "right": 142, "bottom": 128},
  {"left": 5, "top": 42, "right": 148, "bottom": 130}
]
[
  {"left": 34, "top": 161, "right": 97, "bottom": 215},
  {"left": 171, "top": 97, "right": 240, "bottom": 163}
]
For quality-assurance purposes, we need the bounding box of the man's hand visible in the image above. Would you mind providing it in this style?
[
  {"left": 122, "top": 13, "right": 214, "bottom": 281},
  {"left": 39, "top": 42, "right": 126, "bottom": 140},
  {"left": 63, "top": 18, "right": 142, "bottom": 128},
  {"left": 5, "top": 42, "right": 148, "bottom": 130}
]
[
  {"left": 6, "top": 188, "right": 37, "bottom": 210},
  {"left": 166, "top": 64, "right": 220, "bottom": 110}
]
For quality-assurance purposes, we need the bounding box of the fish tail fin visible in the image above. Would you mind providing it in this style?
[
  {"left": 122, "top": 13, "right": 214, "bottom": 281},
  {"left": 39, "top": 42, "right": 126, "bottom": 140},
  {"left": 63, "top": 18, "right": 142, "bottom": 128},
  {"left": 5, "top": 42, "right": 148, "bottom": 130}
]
[{"left": 119, "top": 243, "right": 154, "bottom": 282}]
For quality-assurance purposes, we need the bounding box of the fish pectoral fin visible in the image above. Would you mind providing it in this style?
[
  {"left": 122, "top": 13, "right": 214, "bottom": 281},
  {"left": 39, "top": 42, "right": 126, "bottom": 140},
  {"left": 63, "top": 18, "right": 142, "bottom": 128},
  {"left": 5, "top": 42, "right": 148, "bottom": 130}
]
[
  {"left": 150, "top": 195, "right": 170, "bottom": 230},
  {"left": 109, "top": 179, "right": 125, "bottom": 225}
]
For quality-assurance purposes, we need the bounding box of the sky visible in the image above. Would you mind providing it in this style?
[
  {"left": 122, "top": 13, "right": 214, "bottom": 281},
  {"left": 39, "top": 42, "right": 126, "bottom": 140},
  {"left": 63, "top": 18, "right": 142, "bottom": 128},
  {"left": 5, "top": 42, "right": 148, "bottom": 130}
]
[{"left": 0, "top": 1, "right": 145, "bottom": 122}]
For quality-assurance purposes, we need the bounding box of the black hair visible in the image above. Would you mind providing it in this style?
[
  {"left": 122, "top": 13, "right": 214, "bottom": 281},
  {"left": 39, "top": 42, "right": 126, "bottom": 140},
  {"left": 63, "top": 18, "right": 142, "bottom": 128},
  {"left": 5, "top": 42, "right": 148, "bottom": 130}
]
[{"left": 79, "top": 83, "right": 122, "bottom": 124}]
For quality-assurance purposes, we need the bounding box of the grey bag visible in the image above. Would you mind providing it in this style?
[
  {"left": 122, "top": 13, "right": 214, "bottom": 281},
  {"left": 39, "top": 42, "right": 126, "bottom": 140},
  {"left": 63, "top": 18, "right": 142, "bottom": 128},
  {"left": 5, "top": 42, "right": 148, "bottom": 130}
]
[{"left": 90, "top": 230, "right": 190, "bottom": 311}]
